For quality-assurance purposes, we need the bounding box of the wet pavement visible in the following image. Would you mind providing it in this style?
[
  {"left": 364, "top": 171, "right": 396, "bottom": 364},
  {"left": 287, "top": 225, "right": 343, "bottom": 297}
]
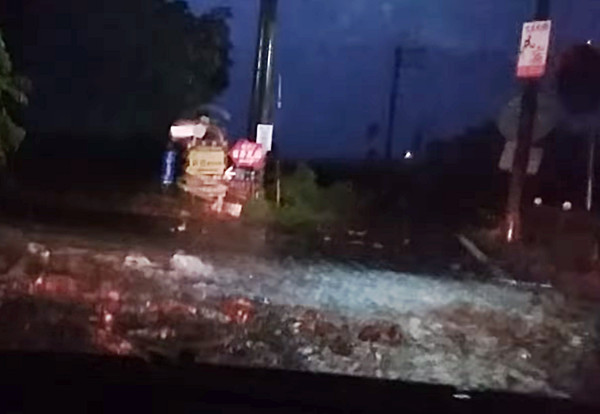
[{"left": 0, "top": 220, "right": 598, "bottom": 403}]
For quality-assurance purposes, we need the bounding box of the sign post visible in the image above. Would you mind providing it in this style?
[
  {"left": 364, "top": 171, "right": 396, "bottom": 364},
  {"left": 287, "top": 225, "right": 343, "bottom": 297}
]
[
  {"left": 247, "top": 0, "right": 278, "bottom": 139},
  {"left": 587, "top": 132, "right": 596, "bottom": 211},
  {"left": 505, "top": 1, "right": 551, "bottom": 243}
]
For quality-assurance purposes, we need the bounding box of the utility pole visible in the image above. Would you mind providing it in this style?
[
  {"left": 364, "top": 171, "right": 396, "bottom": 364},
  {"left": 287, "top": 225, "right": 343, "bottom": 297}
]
[
  {"left": 247, "top": 0, "right": 278, "bottom": 140},
  {"left": 505, "top": 0, "right": 551, "bottom": 242},
  {"left": 586, "top": 131, "right": 596, "bottom": 211},
  {"left": 385, "top": 47, "right": 403, "bottom": 160}
]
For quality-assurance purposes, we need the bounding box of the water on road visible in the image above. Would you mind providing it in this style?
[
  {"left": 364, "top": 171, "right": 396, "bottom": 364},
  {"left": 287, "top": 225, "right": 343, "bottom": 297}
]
[{"left": 0, "top": 220, "right": 598, "bottom": 402}]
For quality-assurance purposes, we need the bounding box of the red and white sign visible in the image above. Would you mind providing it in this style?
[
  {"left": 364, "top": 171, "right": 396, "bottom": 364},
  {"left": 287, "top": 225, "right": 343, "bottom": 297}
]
[
  {"left": 517, "top": 20, "right": 552, "bottom": 78},
  {"left": 229, "top": 139, "right": 265, "bottom": 169}
]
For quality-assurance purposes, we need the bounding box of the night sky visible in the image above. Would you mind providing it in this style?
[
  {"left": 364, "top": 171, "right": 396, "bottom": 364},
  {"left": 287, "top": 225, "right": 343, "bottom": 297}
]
[{"left": 189, "top": 0, "right": 600, "bottom": 159}]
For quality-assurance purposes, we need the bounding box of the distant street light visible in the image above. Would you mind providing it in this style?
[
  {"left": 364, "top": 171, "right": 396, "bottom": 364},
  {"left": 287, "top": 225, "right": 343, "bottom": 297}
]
[{"left": 403, "top": 151, "right": 414, "bottom": 160}]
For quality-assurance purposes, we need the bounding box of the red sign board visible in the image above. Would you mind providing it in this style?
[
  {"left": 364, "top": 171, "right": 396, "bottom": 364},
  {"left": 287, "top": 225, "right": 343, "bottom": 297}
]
[
  {"left": 229, "top": 139, "right": 265, "bottom": 169},
  {"left": 517, "top": 20, "right": 552, "bottom": 78}
]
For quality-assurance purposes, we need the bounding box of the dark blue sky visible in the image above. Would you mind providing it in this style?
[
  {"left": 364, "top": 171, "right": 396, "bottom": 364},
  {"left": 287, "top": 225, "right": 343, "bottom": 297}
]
[{"left": 189, "top": 0, "right": 600, "bottom": 159}]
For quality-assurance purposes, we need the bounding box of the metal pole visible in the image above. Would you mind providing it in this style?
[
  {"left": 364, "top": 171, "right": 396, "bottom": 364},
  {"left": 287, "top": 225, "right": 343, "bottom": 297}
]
[
  {"left": 275, "top": 159, "right": 281, "bottom": 207},
  {"left": 587, "top": 131, "right": 596, "bottom": 211},
  {"left": 506, "top": 82, "right": 538, "bottom": 242},
  {"left": 385, "top": 47, "right": 402, "bottom": 160},
  {"left": 505, "top": 0, "right": 550, "bottom": 242},
  {"left": 247, "top": 0, "right": 278, "bottom": 140}
]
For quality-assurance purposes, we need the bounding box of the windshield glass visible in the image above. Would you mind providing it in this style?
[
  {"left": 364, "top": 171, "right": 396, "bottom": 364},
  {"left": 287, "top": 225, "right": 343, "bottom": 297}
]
[{"left": 1, "top": 0, "right": 599, "bottom": 405}]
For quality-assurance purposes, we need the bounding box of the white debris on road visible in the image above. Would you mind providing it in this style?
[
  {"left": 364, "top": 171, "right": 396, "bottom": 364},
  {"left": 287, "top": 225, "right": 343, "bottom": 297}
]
[
  {"left": 159, "top": 253, "right": 593, "bottom": 396},
  {"left": 192, "top": 257, "right": 536, "bottom": 317},
  {"left": 123, "top": 253, "right": 156, "bottom": 270},
  {"left": 170, "top": 252, "right": 214, "bottom": 278}
]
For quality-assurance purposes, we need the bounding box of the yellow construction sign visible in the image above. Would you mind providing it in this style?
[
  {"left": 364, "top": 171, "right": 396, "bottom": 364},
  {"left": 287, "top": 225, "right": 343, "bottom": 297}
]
[{"left": 185, "top": 146, "right": 226, "bottom": 176}]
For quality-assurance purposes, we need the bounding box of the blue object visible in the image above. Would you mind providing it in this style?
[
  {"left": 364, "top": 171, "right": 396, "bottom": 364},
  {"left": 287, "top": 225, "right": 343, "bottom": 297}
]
[{"left": 161, "top": 149, "right": 177, "bottom": 186}]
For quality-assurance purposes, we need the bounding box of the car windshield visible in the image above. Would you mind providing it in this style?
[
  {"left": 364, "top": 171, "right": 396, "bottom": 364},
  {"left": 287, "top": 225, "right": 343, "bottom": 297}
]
[{"left": 1, "top": 0, "right": 600, "bottom": 405}]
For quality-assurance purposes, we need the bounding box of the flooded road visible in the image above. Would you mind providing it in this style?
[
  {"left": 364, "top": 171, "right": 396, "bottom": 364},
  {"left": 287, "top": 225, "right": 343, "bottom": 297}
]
[{"left": 0, "top": 220, "right": 598, "bottom": 402}]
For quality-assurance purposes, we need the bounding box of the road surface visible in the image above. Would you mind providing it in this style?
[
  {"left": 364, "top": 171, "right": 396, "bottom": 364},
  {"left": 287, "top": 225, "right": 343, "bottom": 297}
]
[{"left": 0, "top": 213, "right": 598, "bottom": 402}]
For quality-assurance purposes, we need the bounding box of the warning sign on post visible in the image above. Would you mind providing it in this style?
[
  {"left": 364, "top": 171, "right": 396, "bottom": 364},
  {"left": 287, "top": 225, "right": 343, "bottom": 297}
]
[
  {"left": 499, "top": 141, "right": 543, "bottom": 175},
  {"left": 517, "top": 20, "right": 552, "bottom": 78},
  {"left": 256, "top": 124, "right": 273, "bottom": 152},
  {"left": 186, "top": 146, "right": 226, "bottom": 176}
]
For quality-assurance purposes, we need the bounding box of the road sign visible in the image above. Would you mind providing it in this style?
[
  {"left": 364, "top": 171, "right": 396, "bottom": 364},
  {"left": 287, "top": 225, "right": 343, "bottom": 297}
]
[
  {"left": 186, "top": 146, "right": 226, "bottom": 176},
  {"left": 170, "top": 121, "right": 208, "bottom": 140},
  {"left": 170, "top": 124, "right": 194, "bottom": 138},
  {"left": 256, "top": 124, "right": 273, "bottom": 152},
  {"left": 517, "top": 20, "right": 552, "bottom": 78},
  {"left": 499, "top": 141, "right": 543, "bottom": 175},
  {"left": 229, "top": 139, "right": 265, "bottom": 169},
  {"left": 497, "top": 92, "right": 560, "bottom": 143}
]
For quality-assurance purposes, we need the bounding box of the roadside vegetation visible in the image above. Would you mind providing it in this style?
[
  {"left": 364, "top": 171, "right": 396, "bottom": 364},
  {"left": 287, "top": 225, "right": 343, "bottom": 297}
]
[
  {"left": 244, "top": 163, "right": 357, "bottom": 232},
  {"left": 0, "top": 30, "right": 28, "bottom": 166}
]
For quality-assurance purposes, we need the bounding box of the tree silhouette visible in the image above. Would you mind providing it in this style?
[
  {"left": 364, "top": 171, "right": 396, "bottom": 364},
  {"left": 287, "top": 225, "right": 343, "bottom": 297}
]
[
  {"left": 1, "top": 0, "right": 231, "bottom": 137},
  {"left": 0, "top": 29, "right": 28, "bottom": 164}
]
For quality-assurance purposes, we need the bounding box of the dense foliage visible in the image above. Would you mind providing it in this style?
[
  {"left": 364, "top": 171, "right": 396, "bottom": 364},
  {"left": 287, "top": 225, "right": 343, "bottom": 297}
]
[
  {"left": 0, "top": 30, "right": 28, "bottom": 165},
  {"left": 0, "top": 0, "right": 231, "bottom": 137},
  {"left": 244, "top": 164, "right": 356, "bottom": 230}
]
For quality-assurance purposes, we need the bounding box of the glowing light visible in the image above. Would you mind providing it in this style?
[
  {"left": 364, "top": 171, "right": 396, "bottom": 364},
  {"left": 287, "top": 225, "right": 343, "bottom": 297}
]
[
  {"left": 404, "top": 151, "right": 414, "bottom": 159},
  {"left": 104, "top": 313, "right": 113, "bottom": 324},
  {"left": 507, "top": 221, "right": 515, "bottom": 243},
  {"left": 534, "top": 197, "right": 542, "bottom": 206},
  {"left": 34, "top": 277, "right": 43, "bottom": 286},
  {"left": 562, "top": 201, "right": 572, "bottom": 211},
  {"left": 587, "top": 40, "right": 593, "bottom": 45},
  {"left": 453, "top": 393, "right": 471, "bottom": 400}
]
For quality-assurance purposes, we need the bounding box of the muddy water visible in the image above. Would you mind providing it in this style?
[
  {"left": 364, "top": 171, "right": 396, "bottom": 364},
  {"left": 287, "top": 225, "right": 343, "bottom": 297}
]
[{"left": 0, "top": 227, "right": 597, "bottom": 402}]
